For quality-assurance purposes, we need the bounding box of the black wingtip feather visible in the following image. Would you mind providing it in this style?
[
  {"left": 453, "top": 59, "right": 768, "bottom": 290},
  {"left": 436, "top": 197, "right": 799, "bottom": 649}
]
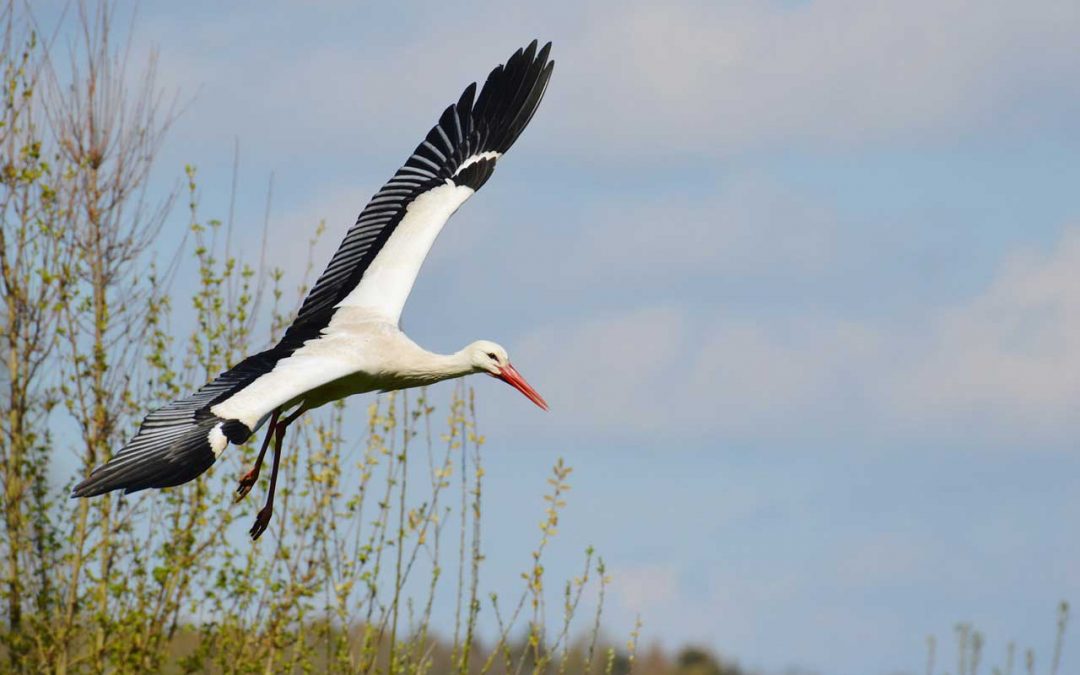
[
  {"left": 72, "top": 416, "right": 220, "bottom": 498},
  {"left": 506, "top": 61, "right": 554, "bottom": 147},
  {"left": 416, "top": 39, "right": 554, "bottom": 179},
  {"left": 475, "top": 40, "right": 554, "bottom": 155},
  {"left": 457, "top": 81, "right": 477, "bottom": 111}
]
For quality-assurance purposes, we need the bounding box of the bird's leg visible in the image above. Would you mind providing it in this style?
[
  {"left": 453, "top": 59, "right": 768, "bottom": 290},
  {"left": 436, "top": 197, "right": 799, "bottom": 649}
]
[
  {"left": 235, "top": 408, "right": 281, "bottom": 502},
  {"left": 249, "top": 405, "right": 307, "bottom": 540}
]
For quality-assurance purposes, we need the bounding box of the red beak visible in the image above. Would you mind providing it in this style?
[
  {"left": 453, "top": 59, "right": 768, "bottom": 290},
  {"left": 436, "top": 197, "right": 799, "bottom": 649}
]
[{"left": 496, "top": 363, "right": 549, "bottom": 411}]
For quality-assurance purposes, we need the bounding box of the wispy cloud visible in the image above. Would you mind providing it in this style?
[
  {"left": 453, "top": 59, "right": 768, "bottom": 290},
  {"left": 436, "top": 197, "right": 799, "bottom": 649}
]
[
  {"left": 564, "top": 177, "right": 840, "bottom": 283},
  {"left": 508, "top": 224, "right": 1080, "bottom": 447},
  {"left": 610, "top": 562, "right": 680, "bottom": 616},
  {"left": 560, "top": 0, "right": 1080, "bottom": 157},
  {"left": 891, "top": 226, "right": 1080, "bottom": 437},
  {"left": 141, "top": 0, "right": 1080, "bottom": 169}
]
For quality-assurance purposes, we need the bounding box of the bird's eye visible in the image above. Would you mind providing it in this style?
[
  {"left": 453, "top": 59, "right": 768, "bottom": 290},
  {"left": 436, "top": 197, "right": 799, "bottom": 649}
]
[{"left": 486, "top": 352, "right": 498, "bottom": 360}]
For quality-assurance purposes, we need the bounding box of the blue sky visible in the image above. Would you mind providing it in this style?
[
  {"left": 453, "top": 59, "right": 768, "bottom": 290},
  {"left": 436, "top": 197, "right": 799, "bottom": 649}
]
[{"left": 36, "top": 1, "right": 1080, "bottom": 673}]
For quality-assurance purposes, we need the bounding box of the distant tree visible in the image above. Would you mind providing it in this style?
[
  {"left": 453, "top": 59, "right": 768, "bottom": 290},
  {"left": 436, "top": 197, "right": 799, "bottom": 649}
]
[{"left": 676, "top": 646, "right": 746, "bottom": 675}]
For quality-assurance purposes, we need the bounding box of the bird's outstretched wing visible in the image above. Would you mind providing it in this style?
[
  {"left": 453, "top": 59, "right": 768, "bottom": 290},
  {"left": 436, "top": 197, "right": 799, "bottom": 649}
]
[
  {"left": 280, "top": 40, "right": 553, "bottom": 346},
  {"left": 72, "top": 42, "right": 554, "bottom": 498}
]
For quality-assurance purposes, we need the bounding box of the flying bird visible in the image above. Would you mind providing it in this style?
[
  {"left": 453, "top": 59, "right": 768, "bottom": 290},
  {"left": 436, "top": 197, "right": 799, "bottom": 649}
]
[{"left": 73, "top": 41, "right": 554, "bottom": 540}]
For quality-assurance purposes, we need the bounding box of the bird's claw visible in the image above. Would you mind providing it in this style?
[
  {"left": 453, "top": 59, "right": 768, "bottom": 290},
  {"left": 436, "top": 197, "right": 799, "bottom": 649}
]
[
  {"left": 235, "top": 471, "right": 257, "bottom": 503},
  {"left": 249, "top": 506, "right": 272, "bottom": 540}
]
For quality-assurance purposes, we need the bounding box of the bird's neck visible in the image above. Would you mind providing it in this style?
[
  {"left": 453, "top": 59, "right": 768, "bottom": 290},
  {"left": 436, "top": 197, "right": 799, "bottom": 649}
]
[{"left": 401, "top": 349, "right": 474, "bottom": 385}]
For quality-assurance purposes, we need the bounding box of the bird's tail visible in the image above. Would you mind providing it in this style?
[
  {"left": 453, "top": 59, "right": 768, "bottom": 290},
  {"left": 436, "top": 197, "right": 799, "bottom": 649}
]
[
  {"left": 71, "top": 351, "right": 279, "bottom": 498},
  {"left": 71, "top": 412, "right": 232, "bottom": 498}
]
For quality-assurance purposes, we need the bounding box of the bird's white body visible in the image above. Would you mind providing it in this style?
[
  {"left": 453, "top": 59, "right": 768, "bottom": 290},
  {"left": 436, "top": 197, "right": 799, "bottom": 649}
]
[{"left": 210, "top": 314, "right": 469, "bottom": 430}]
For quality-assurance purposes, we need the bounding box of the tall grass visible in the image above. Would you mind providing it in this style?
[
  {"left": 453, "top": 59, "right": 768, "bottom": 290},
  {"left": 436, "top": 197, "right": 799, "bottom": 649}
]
[{"left": 924, "top": 602, "right": 1069, "bottom": 675}]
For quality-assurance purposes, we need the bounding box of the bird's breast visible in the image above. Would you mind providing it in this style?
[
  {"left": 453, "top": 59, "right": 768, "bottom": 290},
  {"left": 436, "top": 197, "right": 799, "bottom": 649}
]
[{"left": 295, "top": 370, "right": 384, "bottom": 411}]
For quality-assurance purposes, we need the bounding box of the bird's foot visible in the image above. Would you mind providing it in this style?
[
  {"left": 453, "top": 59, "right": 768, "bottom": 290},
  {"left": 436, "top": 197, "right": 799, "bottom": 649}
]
[
  {"left": 235, "top": 470, "right": 258, "bottom": 502},
  {"left": 249, "top": 506, "right": 272, "bottom": 540}
]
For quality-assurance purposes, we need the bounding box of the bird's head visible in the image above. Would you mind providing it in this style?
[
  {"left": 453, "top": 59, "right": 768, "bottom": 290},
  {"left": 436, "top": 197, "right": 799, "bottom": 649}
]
[{"left": 465, "top": 340, "right": 548, "bottom": 411}]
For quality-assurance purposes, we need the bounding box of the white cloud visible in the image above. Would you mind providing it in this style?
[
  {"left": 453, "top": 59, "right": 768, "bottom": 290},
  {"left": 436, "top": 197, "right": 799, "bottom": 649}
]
[
  {"left": 513, "top": 225, "right": 1080, "bottom": 447},
  {"left": 610, "top": 563, "right": 680, "bottom": 616},
  {"left": 562, "top": 0, "right": 1080, "bottom": 158},
  {"left": 137, "top": 0, "right": 1080, "bottom": 166},
  {"left": 516, "top": 306, "right": 687, "bottom": 435},
  {"left": 514, "top": 304, "right": 886, "bottom": 441},
  {"left": 565, "top": 177, "right": 839, "bottom": 282},
  {"left": 891, "top": 227, "right": 1080, "bottom": 437},
  {"left": 836, "top": 531, "right": 944, "bottom": 586}
]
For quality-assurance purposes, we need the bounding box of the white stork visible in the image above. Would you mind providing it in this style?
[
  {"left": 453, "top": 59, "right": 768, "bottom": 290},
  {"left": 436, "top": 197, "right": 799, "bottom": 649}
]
[{"left": 74, "top": 41, "right": 554, "bottom": 540}]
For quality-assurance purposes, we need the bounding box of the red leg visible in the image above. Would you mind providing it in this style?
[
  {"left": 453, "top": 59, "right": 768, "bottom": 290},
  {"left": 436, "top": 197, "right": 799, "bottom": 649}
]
[
  {"left": 249, "top": 405, "right": 306, "bottom": 540},
  {"left": 236, "top": 409, "right": 281, "bottom": 502}
]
